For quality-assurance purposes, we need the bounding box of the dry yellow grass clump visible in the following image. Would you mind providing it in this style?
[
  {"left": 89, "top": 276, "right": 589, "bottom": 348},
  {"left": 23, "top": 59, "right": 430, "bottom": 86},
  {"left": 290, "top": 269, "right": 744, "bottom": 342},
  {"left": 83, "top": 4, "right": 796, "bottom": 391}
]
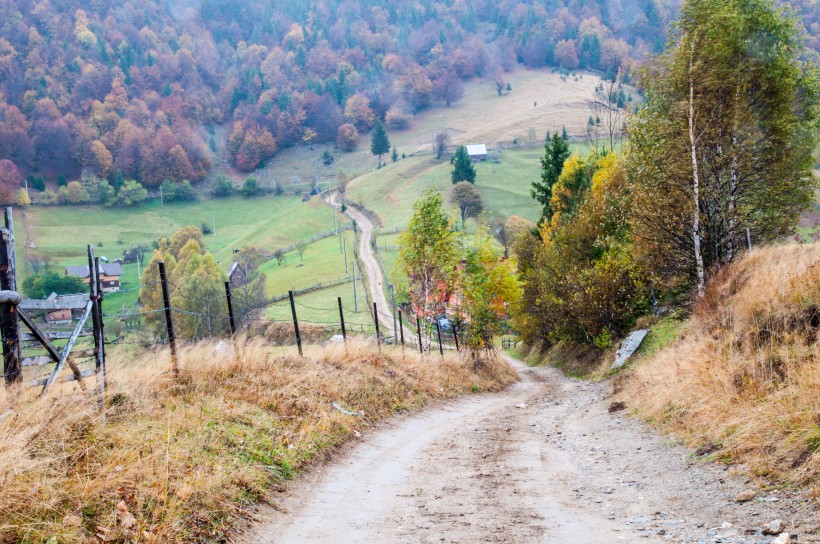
[
  {"left": 621, "top": 243, "right": 820, "bottom": 494},
  {"left": 0, "top": 339, "right": 516, "bottom": 543}
]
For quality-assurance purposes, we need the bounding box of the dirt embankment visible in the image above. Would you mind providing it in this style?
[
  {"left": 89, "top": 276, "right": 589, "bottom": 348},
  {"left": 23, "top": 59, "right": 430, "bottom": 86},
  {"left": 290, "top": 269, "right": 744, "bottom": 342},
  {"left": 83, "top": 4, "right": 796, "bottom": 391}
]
[{"left": 620, "top": 243, "right": 820, "bottom": 496}]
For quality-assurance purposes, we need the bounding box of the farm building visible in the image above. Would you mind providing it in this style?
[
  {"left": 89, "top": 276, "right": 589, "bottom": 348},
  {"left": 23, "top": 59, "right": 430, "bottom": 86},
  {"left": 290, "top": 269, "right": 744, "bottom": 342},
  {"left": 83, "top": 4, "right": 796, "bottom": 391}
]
[
  {"left": 228, "top": 261, "right": 247, "bottom": 288},
  {"left": 42, "top": 293, "right": 90, "bottom": 323},
  {"left": 64, "top": 262, "right": 122, "bottom": 292},
  {"left": 466, "top": 144, "right": 487, "bottom": 161}
]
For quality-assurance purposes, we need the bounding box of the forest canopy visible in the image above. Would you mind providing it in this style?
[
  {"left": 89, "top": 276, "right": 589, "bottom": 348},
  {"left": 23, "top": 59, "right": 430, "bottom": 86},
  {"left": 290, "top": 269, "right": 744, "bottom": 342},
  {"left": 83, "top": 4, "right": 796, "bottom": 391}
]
[{"left": 0, "top": 0, "right": 687, "bottom": 194}]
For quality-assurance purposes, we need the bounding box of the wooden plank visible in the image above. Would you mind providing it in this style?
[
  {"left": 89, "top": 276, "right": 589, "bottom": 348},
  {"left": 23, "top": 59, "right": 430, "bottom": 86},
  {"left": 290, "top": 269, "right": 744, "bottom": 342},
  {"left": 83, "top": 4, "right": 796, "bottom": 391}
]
[
  {"left": 0, "top": 290, "right": 20, "bottom": 305},
  {"left": 19, "top": 309, "right": 86, "bottom": 387},
  {"left": 23, "top": 349, "right": 95, "bottom": 367},
  {"left": 27, "top": 369, "right": 96, "bottom": 388},
  {"left": 19, "top": 297, "right": 90, "bottom": 311},
  {"left": 40, "top": 301, "right": 93, "bottom": 395}
]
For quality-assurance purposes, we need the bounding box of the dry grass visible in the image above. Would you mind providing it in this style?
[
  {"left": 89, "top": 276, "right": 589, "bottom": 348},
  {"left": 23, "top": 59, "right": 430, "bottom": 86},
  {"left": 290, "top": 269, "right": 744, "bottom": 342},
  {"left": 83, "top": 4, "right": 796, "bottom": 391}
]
[
  {"left": 620, "top": 243, "right": 820, "bottom": 495},
  {"left": 0, "top": 339, "right": 516, "bottom": 543}
]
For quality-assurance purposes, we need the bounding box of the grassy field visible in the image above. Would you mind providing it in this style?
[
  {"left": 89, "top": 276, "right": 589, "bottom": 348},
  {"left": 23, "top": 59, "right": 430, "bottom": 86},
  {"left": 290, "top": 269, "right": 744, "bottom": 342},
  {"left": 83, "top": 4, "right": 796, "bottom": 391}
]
[
  {"left": 348, "top": 144, "right": 587, "bottom": 229},
  {"left": 16, "top": 194, "right": 337, "bottom": 275},
  {"left": 258, "top": 231, "right": 355, "bottom": 298}
]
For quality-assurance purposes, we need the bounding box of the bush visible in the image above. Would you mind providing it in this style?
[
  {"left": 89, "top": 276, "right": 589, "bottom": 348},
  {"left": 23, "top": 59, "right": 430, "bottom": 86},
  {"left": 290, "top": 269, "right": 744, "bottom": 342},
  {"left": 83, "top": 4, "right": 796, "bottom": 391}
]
[
  {"left": 22, "top": 271, "right": 87, "bottom": 298},
  {"left": 336, "top": 123, "right": 359, "bottom": 152},
  {"left": 241, "top": 177, "right": 259, "bottom": 197},
  {"left": 211, "top": 175, "right": 233, "bottom": 197}
]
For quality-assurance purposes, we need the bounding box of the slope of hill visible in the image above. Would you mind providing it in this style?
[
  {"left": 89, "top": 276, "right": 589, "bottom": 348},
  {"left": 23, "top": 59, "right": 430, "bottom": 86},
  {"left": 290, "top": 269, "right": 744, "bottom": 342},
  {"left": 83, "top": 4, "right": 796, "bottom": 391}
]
[
  {"left": 619, "top": 243, "right": 820, "bottom": 495},
  {"left": 0, "top": 0, "right": 676, "bottom": 193}
]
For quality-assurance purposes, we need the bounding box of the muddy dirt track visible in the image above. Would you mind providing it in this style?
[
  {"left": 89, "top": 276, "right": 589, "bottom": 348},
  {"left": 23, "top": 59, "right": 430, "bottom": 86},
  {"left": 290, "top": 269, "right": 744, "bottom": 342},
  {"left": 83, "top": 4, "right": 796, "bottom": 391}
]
[{"left": 244, "top": 358, "right": 818, "bottom": 543}]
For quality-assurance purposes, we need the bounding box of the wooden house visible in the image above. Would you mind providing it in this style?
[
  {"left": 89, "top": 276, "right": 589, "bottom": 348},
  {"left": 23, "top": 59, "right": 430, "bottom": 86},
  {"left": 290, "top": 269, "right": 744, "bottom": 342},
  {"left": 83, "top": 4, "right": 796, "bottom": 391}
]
[
  {"left": 228, "top": 262, "right": 247, "bottom": 288},
  {"left": 65, "top": 262, "right": 122, "bottom": 292}
]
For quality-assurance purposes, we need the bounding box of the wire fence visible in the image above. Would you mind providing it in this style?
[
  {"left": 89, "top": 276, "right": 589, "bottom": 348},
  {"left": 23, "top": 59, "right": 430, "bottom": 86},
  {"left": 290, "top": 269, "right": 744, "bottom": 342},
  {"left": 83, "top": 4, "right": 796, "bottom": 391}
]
[{"left": 2, "top": 215, "right": 464, "bottom": 415}]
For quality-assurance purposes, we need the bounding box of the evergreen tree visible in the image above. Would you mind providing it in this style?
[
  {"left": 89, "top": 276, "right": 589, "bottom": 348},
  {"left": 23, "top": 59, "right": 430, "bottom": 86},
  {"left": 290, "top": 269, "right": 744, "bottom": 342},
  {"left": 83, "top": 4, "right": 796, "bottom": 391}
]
[
  {"left": 451, "top": 146, "right": 477, "bottom": 184},
  {"left": 530, "top": 132, "right": 571, "bottom": 226},
  {"left": 370, "top": 121, "right": 390, "bottom": 168}
]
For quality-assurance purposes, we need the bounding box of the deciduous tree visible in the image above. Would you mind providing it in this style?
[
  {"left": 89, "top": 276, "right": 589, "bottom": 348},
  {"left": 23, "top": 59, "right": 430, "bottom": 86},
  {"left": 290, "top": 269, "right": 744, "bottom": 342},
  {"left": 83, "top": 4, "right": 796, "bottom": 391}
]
[{"left": 450, "top": 182, "right": 484, "bottom": 228}]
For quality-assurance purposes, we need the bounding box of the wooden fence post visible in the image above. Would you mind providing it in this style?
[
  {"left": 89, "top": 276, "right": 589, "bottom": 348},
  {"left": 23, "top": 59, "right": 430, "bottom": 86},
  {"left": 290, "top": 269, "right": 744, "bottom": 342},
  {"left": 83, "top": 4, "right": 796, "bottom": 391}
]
[
  {"left": 289, "top": 290, "right": 303, "bottom": 356},
  {"left": 373, "top": 302, "right": 380, "bottom": 346},
  {"left": 398, "top": 310, "right": 405, "bottom": 345},
  {"left": 435, "top": 321, "right": 444, "bottom": 357},
  {"left": 0, "top": 208, "right": 20, "bottom": 385},
  {"left": 87, "top": 247, "right": 107, "bottom": 413},
  {"left": 453, "top": 323, "right": 460, "bottom": 352},
  {"left": 337, "top": 296, "right": 346, "bottom": 341},
  {"left": 224, "top": 281, "right": 236, "bottom": 335},
  {"left": 93, "top": 256, "right": 106, "bottom": 388},
  {"left": 416, "top": 316, "right": 423, "bottom": 355},
  {"left": 158, "top": 262, "right": 179, "bottom": 374}
]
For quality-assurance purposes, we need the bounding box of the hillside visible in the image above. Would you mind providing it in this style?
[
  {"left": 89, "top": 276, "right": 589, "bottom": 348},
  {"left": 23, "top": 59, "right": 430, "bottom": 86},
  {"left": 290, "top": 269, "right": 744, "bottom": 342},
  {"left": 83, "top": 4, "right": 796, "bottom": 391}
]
[
  {"left": 0, "top": 0, "right": 683, "bottom": 193},
  {"left": 0, "top": 339, "right": 516, "bottom": 541},
  {"left": 619, "top": 243, "right": 820, "bottom": 495}
]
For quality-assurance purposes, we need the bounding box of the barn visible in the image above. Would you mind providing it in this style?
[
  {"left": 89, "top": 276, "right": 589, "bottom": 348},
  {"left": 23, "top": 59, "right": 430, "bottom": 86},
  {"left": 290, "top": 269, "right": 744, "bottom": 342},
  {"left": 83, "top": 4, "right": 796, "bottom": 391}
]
[{"left": 466, "top": 144, "right": 487, "bottom": 161}]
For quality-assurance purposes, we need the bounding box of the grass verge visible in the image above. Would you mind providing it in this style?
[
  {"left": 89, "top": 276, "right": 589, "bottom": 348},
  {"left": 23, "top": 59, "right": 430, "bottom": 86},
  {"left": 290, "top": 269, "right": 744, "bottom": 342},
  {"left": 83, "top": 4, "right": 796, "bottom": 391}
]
[
  {"left": 0, "top": 339, "right": 516, "bottom": 542},
  {"left": 618, "top": 243, "right": 820, "bottom": 496}
]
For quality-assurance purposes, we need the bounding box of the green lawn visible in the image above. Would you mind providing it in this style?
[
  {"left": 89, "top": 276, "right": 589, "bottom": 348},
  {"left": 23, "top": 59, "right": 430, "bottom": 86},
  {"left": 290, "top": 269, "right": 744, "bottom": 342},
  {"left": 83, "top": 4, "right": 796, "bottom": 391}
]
[
  {"left": 263, "top": 278, "right": 372, "bottom": 329},
  {"left": 347, "top": 145, "right": 587, "bottom": 230},
  {"left": 258, "top": 231, "right": 355, "bottom": 298},
  {"left": 16, "top": 194, "right": 338, "bottom": 278}
]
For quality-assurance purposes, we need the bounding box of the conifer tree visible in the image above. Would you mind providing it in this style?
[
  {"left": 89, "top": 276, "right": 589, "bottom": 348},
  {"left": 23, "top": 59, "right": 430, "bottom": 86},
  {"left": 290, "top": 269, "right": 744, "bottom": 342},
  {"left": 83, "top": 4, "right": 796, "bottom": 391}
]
[
  {"left": 451, "top": 146, "right": 476, "bottom": 184},
  {"left": 531, "top": 133, "right": 571, "bottom": 226},
  {"left": 370, "top": 121, "right": 390, "bottom": 168}
]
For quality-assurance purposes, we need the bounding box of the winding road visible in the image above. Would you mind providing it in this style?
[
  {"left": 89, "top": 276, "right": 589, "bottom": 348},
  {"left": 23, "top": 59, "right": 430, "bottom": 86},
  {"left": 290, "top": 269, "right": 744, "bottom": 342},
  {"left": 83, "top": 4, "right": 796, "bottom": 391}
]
[
  {"left": 244, "top": 357, "right": 818, "bottom": 543},
  {"left": 330, "top": 191, "right": 394, "bottom": 337}
]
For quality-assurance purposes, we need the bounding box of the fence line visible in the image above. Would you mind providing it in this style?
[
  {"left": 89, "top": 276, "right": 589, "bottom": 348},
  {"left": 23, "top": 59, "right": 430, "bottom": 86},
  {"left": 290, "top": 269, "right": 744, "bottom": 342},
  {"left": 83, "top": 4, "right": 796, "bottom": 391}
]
[
  {"left": 261, "top": 223, "right": 353, "bottom": 263},
  {"left": 1, "top": 207, "right": 464, "bottom": 414}
]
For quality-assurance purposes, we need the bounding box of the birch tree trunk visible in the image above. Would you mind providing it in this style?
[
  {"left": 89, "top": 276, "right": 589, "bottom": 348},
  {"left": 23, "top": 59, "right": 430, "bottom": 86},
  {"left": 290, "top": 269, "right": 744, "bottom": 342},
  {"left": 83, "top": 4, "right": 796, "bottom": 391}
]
[{"left": 689, "top": 44, "right": 706, "bottom": 297}]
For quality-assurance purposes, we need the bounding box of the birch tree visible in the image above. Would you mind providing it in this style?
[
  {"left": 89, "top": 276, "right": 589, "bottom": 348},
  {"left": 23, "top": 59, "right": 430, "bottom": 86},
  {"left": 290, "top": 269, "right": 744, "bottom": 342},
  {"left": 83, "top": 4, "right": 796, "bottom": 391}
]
[{"left": 627, "top": 0, "right": 819, "bottom": 296}]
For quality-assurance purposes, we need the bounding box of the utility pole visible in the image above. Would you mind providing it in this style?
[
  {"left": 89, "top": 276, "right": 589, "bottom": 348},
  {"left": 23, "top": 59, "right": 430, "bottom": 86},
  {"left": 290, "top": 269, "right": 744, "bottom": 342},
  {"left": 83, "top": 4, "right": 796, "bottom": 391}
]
[
  {"left": 343, "top": 235, "right": 348, "bottom": 277},
  {"left": 352, "top": 266, "right": 359, "bottom": 313},
  {"left": 159, "top": 185, "right": 163, "bottom": 206},
  {"left": 389, "top": 284, "right": 398, "bottom": 344}
]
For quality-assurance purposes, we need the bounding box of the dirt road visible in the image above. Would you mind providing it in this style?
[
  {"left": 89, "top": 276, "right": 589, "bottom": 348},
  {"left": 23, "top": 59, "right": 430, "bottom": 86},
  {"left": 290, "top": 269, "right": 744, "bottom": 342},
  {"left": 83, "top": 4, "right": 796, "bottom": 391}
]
[
  {"left": 330, "top": 191, "right": 394, "bottom": 337},
  {"left": 245, "top": 358, "right": 819, "bottom": 543}
]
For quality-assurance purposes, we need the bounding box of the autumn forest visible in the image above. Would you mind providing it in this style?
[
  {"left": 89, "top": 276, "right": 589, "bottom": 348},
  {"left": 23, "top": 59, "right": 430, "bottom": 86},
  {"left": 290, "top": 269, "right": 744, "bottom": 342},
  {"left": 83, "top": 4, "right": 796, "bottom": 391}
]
[{"left": 0, "top": 0, "right": 686, "bottom": 202}]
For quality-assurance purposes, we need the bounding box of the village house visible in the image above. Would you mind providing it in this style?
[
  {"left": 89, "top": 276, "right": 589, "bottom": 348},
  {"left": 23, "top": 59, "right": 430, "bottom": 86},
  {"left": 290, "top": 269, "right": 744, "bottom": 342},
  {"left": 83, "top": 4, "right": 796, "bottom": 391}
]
[
  {"left": 41, "top": 293, "right": 90, "bottom": 324},
  {"left": 64, "top": 262, "right": 122, "bottom": 292},
  {"left": 466, "top": 144, "right": 488, "bottom": 161},
  {"left": 228, "top": 261, "right": 247, "bottom": 288}
]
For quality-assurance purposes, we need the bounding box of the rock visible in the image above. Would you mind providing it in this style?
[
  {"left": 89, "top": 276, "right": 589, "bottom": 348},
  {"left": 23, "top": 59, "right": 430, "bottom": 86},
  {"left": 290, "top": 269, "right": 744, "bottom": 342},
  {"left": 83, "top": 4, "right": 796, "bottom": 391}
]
[
  {"left": 608, "top": 401, "right": 626, "bottom": 413},
  {"left": 735, "top": 490, "right": 757, "bottom": 503},
  {"left": 612, "top": 329, "right": 650, "bottom": 368},
  {"left": 763, "top": 519, "right": 785, "bottom": 535},
  {"left": 771, "top": 533, "right": 791, "bottom": 544}
]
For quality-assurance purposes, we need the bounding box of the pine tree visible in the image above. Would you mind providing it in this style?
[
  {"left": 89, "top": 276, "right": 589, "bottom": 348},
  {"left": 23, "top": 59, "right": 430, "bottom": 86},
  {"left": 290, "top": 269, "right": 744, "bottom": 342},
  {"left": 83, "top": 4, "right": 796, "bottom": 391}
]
[
  {"left": 451, "top": 146, "right": 476, "bottom": 184},
  {"left": 530, "top": 133, "right": 570, "bottom": 226},
  {"left": 370, "top": 121, "right": 390, "bottom": 168}
]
